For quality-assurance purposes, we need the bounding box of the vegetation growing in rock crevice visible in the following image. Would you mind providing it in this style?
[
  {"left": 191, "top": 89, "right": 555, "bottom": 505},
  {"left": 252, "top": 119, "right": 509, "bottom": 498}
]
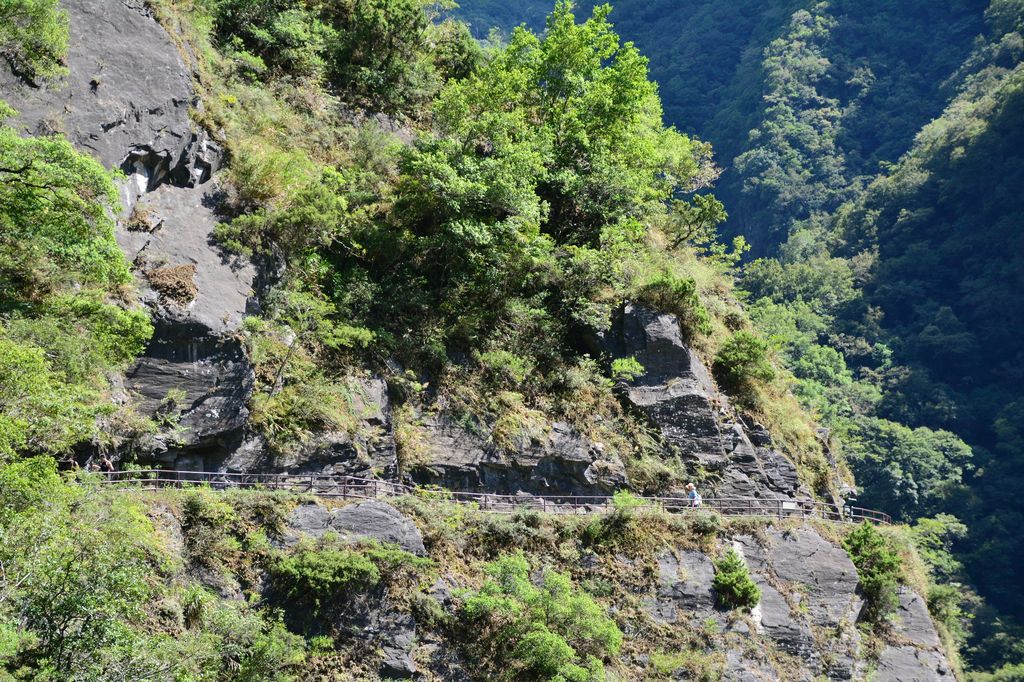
[
  {"left": 844, "top": 522, "right": 903, "bottom": 625},
  {"left": 461, "top": 552, "right": 623, "bottom": 681},
  {"left": 712, "top": 549, "right": 760, "bottom": 611}
]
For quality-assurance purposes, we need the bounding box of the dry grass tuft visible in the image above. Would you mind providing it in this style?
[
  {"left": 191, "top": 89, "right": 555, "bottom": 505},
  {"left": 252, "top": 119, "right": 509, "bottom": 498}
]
[{"left": 147, "top": 264, "right": 198, "bottom": 305}]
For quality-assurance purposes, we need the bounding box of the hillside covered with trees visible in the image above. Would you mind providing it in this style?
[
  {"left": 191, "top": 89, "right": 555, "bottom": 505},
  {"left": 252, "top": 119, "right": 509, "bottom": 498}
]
[
  {"left": 0, "top": 0, "right": 1017, "bottom": 678},
  {"left": 456, "top": 0, "right": 1024, "bottom": 677}
]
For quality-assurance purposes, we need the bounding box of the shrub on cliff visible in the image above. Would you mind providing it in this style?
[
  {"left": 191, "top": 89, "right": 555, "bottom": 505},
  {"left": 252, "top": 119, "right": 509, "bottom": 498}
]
[
  {"left": 844, "top": 522, "right": 902, "bottom": 623},
  {"left": 462, "top": 552, "right": 622, "bottom": 681},
  {"left": 713, "top": 331, "right": 775, "bottom": 402},
  {"left": 712, "top": 549, "right": 760, "bottom": 610}
]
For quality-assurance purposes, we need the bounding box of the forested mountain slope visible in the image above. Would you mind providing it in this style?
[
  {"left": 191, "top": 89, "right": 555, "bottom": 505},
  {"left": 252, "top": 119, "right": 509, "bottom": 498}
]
[
  {"left": 457, "top": 0, "right": 1024, "bottom": 677},
  {"left": 455, "top": 0, "right": 987, "bottom": 251},
  {"left": 0, "top": 0, "right": 970, "bottom": 679}
]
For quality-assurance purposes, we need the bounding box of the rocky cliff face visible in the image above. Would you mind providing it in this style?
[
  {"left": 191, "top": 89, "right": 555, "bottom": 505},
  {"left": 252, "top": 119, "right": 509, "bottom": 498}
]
[
  {"left": 1, "top": 0, "right": 255, "bottom": 468},
  {"left": 1, "top": 5, "right": 958, "bottom": 678},
  {"left": 598, "top": 303, "right": 811, "bottom": 502},
  {"left": 161, "top": 493, "right": 956, "bottom": 681},
  {"left": 0, "top": 2, "right": 805, "bottom": 499}
]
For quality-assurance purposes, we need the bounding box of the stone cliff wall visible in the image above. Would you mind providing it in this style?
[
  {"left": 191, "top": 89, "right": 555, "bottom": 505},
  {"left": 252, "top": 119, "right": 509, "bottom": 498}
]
[
  {"left": 1, "top": 2, "right": 959, "bottom": 679},
  {"left": 2, "top": 0, "right": 255, "bottom": 468}
]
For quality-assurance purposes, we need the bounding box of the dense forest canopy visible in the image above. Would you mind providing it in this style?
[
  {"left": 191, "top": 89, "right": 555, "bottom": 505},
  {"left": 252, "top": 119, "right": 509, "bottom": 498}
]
[{"left": 454, "top": 0, "right": 1024, "bottom": 676}]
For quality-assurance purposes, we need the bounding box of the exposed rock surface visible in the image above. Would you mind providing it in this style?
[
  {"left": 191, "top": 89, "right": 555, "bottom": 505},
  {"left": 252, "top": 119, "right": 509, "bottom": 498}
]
[
  {"left": 598, "top": 303, "right": 809, "bottom": 501},
  {"left": 628, "top": 525, "right": 954, "bottom": 681},
  {"left": 3, "top": 0, "right": 255, "bottom": 464},
  {"left": 220, "top": 378, "right": 397, "bottom": 477},
  {"left": 647, "top": 549, "right": 717, "bottom": 623},
  {"left": 874, "top": 591, "right": 955, "bottom": 681},
  {"left": 285, "top": 499, "right": 426, "bottom": 555},
  {"left": 411, "top": 416, "right": 628, "bottom": 496},
  {"left": 119, "top": 183, "right": 255, "bottom": 333},
  {"left": 281, "top": 499, "right": 422, "bottom": 677},
  {"left": 0, "top": 0, "right": 202, "bottom": 182}
]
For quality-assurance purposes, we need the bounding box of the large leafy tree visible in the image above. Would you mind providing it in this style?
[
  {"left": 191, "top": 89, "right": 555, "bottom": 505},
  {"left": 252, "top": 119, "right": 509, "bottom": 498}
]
[{"left": 384, "top": 2, "right": 706, "bottom": 351}]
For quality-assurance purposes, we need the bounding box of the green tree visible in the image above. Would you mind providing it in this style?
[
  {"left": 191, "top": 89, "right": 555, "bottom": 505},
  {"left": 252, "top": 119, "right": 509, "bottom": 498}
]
[
  {"left": 463, "top": 552, "right": 622, "bottom": 681},
  {"left": 0, "top": 0, "right": 69, "bottom": 81},
  {"left": 712, "top": 549, "right": 760, "bottom": 610},
  {"left": 0, "top": 103, "right": 128, "bottom": 300},
  {"left": 713, "top": 331, "right": 775, "bottom": 399},
  {"left": 844, "top": 522, "right": 903, "bottom": 623}
]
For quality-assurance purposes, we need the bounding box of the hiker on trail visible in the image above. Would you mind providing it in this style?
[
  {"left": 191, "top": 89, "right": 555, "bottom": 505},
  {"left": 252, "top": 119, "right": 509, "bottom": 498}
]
[
  {"left": 686, "top": 482, "right": 702, "bottom": 507},
  {"left": 99, "top": 455, "right": 115, "bottom": 476}
]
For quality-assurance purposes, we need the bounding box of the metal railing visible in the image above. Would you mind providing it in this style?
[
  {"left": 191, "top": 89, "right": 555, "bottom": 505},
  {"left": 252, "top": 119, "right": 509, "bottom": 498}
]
[{"left": 97, "top": 469, "right": 891, "bottom": 524}]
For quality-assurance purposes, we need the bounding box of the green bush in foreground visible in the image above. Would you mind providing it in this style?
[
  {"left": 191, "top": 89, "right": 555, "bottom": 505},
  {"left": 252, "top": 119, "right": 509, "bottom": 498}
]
[
  {"left": 462, "top": 552, "right": 622, "bottom": 681},
  {"left": 712, "top": 549, "right": 760, "bottom": 610}
]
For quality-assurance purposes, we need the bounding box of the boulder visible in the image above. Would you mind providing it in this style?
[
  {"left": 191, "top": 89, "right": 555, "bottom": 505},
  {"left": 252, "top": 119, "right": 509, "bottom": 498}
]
[
  {"left": 412, "top": 417, "right": 628, "bottom": 496},
  {"left": 285, "top": 500, "right": 425, "bottom": 556}
]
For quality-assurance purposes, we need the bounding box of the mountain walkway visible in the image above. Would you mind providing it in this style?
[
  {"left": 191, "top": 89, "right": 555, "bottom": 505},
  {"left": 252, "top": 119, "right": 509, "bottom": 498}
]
[{"left": 100, "top": 469, "right": 891, "bottom": 524}]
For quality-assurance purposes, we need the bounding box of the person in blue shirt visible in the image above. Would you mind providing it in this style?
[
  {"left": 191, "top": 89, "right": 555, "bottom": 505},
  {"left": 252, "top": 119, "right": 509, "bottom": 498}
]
[{"left": 686, "top": 482, "right": 702, "bottom": 507}]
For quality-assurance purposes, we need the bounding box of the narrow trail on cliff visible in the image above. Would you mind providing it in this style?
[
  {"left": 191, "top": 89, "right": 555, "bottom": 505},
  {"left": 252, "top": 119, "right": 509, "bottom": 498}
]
[{"left": 97, "top": 469, "right": 891, "bottom": 524}]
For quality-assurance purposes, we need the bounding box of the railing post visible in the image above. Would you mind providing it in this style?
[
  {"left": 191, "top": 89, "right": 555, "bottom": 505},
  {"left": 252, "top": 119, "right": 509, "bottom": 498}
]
[{"left": 777, "top": 498, "right": 783, "bottom": 520}]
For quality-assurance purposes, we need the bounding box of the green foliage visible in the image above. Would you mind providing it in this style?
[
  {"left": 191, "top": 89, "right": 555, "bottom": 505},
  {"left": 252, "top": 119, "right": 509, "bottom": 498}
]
[
  {"left": 713, "top": 331, "right": 775, "bottom": 400},
  {"left": 208, "top": 0, "right": 477, "bottom": 113},
  {"left": 0, "top": 0, "right": 69, "bottom": 81},
  {"left": 609, "top": 356, "right": 644, "bottom": 383},
  {"left": 840, "top": 418, "right": 972, "bottom": 522},
  {"left": 663, "top": 195, "right": 728, "bottom": 250},
  {"left": 844, "top": 522, "right": 903, "bottom": 624},
  {"left": 634, "top": 274, "right": 712, "bottom": 339},
  {"left": 0, "top": 106, "right": 152, "bottom": 460},
  {"left": 461, "top": 552, "right": 622, "bottom": 681},
  {"left": 271, "top": 544, "right": 381, "bottom": 613},
  {"left": 0, "top": 458, "right": 307, "bottom": 679},
  {"left": 712, "top": 549, "right": 760, "bottom": 610},
  {"left": 0, "top": 105, "right": 128, "bottom": 297}
]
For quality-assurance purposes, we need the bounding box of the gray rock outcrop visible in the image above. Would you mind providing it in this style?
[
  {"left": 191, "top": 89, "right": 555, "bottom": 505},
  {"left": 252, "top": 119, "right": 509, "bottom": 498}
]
[
  {"left": 2, "top": 0, "right": 255, "bottom": 465},
  {"left": 646, "top": 549, "right": 718, "bottom": 623},
  {"left": 598, "top": 303, "right": 808, "bottom": 501},
  {"left": 285, "top": 499, "right": 426, "bottom": 555},
  {"left": 411, "top": 416, "right": 628, "bottom": 496},
  {"left": 0, "top": 0, "right": 205, "bottom": 183},
  {"left": 221, "top": 378, "right": 397, "bottom": 478},
  {"left": 874, "top": 591, "right": 955, "bottom": 681}
]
